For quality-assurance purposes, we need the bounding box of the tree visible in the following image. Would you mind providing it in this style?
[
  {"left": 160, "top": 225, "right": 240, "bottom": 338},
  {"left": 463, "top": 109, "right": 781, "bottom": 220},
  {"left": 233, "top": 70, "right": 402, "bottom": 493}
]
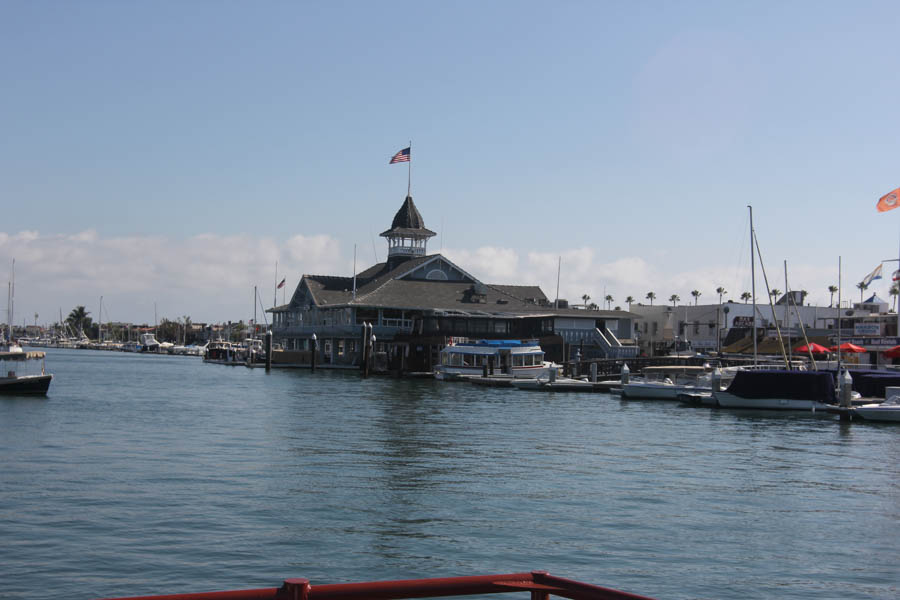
[
  {"left": 770, "top": 288, "right": 781, "bottom": 302},
  {"left": 716, "top": 286, "right": 728, "bottom": 305},
  {"left": 857, "top": 281, "right": 868, "bottom": 303},
  {"left": 625, "top": 296, "right": 635, "bottom": 311},
  {"left": 828, "top": 285, "right": 838, "bottom": 307},
  {"left": 669, "top": 294, "right": 680, "bottom": 307},
  {"left": 581, "top": 293, "right": 591, "bottom": 308},
  {"left": 890, "top": 284, "right": 899, "bottom": 312},
  {"left": 588, "top": 302, "right": 599, "bottom": 310},
  {"left": 799, "top": 290, "right": 808, "bottom": 305},
  {"left": 66, "top": 306, "right": 92, "bottom": 336},
  {"left": 691, "top": 290, "right": 701, "bottom": 305},
  {"left": 645, "top": 292, "right": 656, "bottom": 306},
  {"left": 604, "top": 294, "right": 614, "bottom": 310},
  {"left": 740, "top": 291, "right": 751, "bottom": 303}
]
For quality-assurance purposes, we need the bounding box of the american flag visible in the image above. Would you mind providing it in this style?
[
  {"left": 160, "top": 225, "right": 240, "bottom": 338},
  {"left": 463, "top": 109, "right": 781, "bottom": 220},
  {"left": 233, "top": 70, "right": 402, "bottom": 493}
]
[
  {"left": 277, "top": 278, "right": 286, "bottom": 289},
  {"left": 389, "top": 147, "right": 410, "bottom": 164}
]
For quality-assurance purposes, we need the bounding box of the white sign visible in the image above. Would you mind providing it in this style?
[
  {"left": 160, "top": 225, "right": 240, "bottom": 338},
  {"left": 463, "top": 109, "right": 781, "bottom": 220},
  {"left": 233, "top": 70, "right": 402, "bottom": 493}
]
[{"left": 854, "top": 323, "right": 881, "bottom": 336}]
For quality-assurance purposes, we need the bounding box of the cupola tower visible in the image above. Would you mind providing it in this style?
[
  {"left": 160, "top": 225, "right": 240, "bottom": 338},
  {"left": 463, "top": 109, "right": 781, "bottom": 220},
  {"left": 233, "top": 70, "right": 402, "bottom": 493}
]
[{"left": 380, "top": 195, "right": 436, "bottom": 270}]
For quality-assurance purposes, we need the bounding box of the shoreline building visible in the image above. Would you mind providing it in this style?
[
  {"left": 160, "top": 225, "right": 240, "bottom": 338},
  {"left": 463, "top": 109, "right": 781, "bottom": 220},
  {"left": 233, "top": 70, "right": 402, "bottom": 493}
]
[{"left": 269, "top": 195, "right": 639, "bottom": 371}]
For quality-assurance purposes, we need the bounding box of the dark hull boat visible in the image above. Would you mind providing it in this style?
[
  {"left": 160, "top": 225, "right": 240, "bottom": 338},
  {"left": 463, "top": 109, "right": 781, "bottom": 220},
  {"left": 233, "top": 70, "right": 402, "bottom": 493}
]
[
  {"left": 0, "top": 348, "right": 53, "bottom": 396},
  {"left": 0, "top": 373, "right": 53, "bottom": 395}
]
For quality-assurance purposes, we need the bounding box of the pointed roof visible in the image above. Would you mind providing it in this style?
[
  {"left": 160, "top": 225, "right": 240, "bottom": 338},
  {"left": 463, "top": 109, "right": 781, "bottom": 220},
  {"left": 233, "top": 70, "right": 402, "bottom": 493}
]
[{"left": 380, "top": 195, "right": 436, "bottom": 237}]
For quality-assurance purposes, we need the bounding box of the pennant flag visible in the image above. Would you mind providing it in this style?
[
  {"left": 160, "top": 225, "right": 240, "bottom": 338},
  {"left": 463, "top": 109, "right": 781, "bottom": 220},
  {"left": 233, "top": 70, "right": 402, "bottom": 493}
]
[
  {"left": 877, "top": 187, "right": 900, "bottom": 212},
  {"left": 389, "top": 147, "right": 411, "bottom": 164},
  {"left": 861, "top": 264, "right": 883, "bottom": 287},
  {"left": 277, "top": 278, "right": 286, "bottom": 289}
]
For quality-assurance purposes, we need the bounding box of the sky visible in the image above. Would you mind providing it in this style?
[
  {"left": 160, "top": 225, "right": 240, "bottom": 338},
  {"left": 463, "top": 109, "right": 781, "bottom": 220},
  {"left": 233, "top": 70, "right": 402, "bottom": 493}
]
[{"left": 4, "top": 1, "right": 900, "bottom": 326}]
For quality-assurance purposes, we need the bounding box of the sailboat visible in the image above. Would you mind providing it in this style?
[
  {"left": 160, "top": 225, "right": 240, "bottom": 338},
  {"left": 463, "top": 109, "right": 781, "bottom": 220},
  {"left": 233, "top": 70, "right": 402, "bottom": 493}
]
[
  {"left": 711, "top": 207, "right": 836, "bottom": 411},
  {"left": 1, "top": 260, "right": 53, "bottom": 395}
]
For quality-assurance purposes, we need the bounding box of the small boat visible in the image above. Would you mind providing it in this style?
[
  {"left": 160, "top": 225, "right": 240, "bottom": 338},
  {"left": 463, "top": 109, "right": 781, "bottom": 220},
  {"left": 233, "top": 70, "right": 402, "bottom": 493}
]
[
  {"left": 853, "top": 394, "right": 900, "bottom": 422},
  {"left": 0, "top": 344, "right": 53, "bottom": 395},
  {"left": 621, "top": 365, "right": 716, "bottom": 400},
  {"left": 203, "top": 340, "right": 246, "bottom": 365},
  {"left": 434, "top": 339, "right": 555, "bottom": 380},
  {"left": 139, "top": 332, "right": 160, "bottom": 353},
  {"left": 510, "top": 375, "right": 595, "bottom": 391},
  {"left": 94, "top": 571, "right": 654, "bottom": 600},
  {"left": 713, "top": 369, "right": 836, "bottom": 410}
]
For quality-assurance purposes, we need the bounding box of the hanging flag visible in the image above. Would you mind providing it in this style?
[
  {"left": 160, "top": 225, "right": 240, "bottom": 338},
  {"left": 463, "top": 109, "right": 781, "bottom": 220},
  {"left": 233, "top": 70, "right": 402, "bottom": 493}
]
[
  {"left": 861, "top": 264, "right": 883, "bottom": 287},
  {"left": 893, "top": 269, "right": 900, "bottom": 282},
  {"left": 877, "top": 187, "right": 900, "bottom": 212},
  {"left": 277, "top": 278, "right": 286, "bottom": 289},
  {"left": 389, "top": 147, "right": 411, "bottom": 164}
]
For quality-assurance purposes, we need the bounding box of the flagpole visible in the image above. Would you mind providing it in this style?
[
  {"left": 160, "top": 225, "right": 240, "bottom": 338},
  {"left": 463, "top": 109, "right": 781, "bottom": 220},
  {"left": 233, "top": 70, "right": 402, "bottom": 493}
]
[
  {"left": 274, "top": 261, "right": 278, "bottom": 308},
  {"left": 407, "top": 140, "right": 412, "bottom": 197}
]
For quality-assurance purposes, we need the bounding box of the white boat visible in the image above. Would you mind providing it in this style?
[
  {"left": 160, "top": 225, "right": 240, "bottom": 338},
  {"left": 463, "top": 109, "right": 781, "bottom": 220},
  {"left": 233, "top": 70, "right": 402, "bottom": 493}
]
[
  {"left": 713, "top": 369, "right": 836, "bottom": 410},
  {"left": 434, "top": 339, "right": 555, "bottom": 380},
  {"left": 853, "top": 394, "right": 900, "bottom": 422},
  {"left": 621, "top": 365, "right": 716, "bottom": 400},
  {"left": 139, "top": 332, "right": 160, "bottom": 353}
]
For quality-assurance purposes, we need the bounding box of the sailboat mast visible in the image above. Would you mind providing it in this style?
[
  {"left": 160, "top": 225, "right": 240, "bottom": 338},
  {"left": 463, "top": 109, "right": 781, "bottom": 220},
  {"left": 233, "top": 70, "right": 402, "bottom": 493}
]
[
  {"left": 785, "top": 261, "right": 791, "bottom": 368},
  {"left": 749, "top": 206, "right": 757, "bottom": 365}
]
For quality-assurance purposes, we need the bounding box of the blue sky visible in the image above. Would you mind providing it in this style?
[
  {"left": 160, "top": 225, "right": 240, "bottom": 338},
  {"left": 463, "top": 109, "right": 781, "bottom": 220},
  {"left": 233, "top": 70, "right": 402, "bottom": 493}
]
[{"left": 4, "top": 1, "right": 900, "bottom": 325}]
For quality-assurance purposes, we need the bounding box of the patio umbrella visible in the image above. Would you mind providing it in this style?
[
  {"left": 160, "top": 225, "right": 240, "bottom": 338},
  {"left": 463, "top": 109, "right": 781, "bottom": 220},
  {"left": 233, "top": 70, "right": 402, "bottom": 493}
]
[
  {"left": 794, "top": 342, "right": 830, "bottom": 353},
  {"left": 830, "top": 342, "right": 867, "bottom": 353},
  {"left": 882, "top": 345, "right": 900, "bottom": 358}
]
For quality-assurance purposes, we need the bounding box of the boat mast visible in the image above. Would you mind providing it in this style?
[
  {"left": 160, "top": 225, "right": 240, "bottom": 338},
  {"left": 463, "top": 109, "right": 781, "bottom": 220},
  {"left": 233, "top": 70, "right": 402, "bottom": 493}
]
[
  {"left": 749, "top": 206, "right": 757, "bottom": 365},
  {"left": 785, "top": 261, "right": 791, "bottom": 368}
]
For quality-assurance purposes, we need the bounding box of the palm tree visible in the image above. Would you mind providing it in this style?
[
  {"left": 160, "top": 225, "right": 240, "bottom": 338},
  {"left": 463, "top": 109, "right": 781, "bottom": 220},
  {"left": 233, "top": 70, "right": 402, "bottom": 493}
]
[
  {"left": 668, "top": 294, "right": 680, "bottom": 307},
  {"left": 740, "top": 291, "right": 751, "bottom": 303},
  {"left": 604, "top": 294, "right": 614, "bottom": 310},
  {"left": 581, "top": 293, "right": 591, "bottom": 308},
  {"left": 691, "top": 290, "right": 701, "bottom": 305},
  {"left": 857, "top": 281, "right": 868, "bottom": 303},
  {"left": 67, "top": 305, "right": 90, "bottom": 336},
  {"left": 645, "top": 292, "right": 656, "bottom": 306},
  {"left": 716, "top": 286, "right": 727, "bottom": 305},
  {"left": 769, "top": 288, "right": 781, "bottom": 302},
  {"left": 588, "top": 302, "right": 599, "bottom": 310},
  {"left": 625, "top": 295, "right": 635, "bottom": 311},
  {"left": 827, "top": 285, "right": 838, "bottom": 307},
  {"left": 890, "top": 284, "right": 899, "bottom": 312}
]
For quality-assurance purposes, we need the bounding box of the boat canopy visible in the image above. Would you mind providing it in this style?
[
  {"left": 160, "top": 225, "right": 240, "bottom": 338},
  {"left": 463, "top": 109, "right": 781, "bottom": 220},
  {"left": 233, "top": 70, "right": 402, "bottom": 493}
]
[
  {"left": 725, "top": 370, "right": 836, "bottom": 402},
  {"left": 0, "top": 351, "right": 46, "bottom": 360}
]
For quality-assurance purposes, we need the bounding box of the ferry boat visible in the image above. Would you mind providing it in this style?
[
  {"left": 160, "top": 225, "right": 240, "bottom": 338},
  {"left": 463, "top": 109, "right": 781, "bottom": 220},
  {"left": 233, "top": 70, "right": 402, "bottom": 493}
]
[
  {"left": 0, "top": 343, "right": 53, "bottom": 395},
  {"left": 433, "top": 339, "right": 554, "bottom": 380}
]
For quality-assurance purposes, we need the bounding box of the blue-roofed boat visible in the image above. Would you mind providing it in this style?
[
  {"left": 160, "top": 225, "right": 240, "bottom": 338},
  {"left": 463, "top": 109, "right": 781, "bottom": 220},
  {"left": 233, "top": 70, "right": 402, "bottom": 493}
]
[
  {"left": 433, "top": 339, "right": 555, "bottom": 380},
  {"left": 713, "top": 370, "right": 837, "bottom": 410}
]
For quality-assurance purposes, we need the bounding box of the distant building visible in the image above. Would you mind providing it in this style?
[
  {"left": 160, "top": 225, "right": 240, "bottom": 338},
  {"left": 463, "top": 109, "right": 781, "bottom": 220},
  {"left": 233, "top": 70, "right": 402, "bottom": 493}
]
[{"left": 269, "top": 194, "right": 638, "bottom": 371}]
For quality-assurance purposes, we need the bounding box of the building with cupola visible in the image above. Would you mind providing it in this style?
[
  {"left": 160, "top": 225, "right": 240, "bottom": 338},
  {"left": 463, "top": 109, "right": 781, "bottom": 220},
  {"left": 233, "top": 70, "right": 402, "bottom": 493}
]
[{"left": 269, "top": 194, "right": 638, "bottom": 372}]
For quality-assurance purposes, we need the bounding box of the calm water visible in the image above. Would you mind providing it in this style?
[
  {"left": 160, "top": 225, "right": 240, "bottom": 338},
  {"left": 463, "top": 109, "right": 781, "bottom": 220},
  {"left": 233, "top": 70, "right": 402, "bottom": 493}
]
[{"left": 1, "top": 349, "right": 898, "bottom": 600}]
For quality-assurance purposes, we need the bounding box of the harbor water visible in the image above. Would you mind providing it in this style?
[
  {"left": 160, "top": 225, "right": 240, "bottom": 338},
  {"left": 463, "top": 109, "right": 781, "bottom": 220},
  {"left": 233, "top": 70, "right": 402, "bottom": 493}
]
[{"left": 1, "top": 349, "right": 898, "bottom": 600}]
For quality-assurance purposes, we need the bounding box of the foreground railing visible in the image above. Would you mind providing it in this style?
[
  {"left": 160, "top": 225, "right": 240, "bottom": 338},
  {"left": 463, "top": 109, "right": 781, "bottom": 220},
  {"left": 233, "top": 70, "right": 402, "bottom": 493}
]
[{"left": 96, "top": 571, "right": 655, "bottom": 600}]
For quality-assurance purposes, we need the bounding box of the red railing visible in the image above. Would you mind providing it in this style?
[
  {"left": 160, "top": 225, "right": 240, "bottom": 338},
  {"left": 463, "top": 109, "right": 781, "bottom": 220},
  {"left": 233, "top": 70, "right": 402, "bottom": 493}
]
[{"left": 96, "top": 571, "right": 655, "bottom": 600}]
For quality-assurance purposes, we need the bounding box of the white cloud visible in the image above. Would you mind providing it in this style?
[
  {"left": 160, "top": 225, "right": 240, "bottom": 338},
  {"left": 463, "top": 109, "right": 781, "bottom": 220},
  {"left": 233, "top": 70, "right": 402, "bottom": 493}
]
[
  {"left": 0, "top": 230, "right": 880, "bottom": 327},
  {"left": 0, "top": 230, "right": 344, "bottom": 325}
]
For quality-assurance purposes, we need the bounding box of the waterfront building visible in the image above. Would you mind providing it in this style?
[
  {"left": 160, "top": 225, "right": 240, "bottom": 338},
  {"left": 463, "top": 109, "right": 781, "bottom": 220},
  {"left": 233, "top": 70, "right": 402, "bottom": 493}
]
[
  {"left": 629, "top": 293, "right": 900, "bottom": 366},
  {"left": 269, "top": 195, "right": 638, "bottom": 371}
]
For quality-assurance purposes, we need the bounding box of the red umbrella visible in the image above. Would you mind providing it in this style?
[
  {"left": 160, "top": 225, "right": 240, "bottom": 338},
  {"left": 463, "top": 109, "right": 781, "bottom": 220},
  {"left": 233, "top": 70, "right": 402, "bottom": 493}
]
[
  {"left": 794, "top": 342, "right": 830, "bottom": 353},
  {"left": 882, "top": 345, "right": 900, "bottom": 358},
  {"left": 830, "top": 342, "right": 867, "bottom": 353}
]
